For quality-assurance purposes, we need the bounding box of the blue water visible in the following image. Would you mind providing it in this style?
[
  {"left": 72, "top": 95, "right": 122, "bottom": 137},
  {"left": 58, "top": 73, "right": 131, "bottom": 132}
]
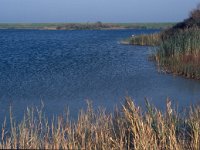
[{"left": 0, "top": 29, "right": 200, "bottom": 121}]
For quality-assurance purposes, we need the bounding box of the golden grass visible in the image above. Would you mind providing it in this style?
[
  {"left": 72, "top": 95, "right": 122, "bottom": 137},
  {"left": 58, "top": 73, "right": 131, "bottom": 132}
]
[{"left": 0, "top": 98, "right": 199, "bottom": 149}]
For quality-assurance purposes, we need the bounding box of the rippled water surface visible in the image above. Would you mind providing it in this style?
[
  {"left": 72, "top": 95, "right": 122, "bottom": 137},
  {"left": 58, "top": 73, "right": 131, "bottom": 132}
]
[{"left": 0, "top": 29, "right": 200, "bottom": 120}]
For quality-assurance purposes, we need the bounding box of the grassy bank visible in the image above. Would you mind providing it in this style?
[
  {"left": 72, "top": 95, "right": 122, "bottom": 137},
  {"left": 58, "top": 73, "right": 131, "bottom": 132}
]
[
  {"left": 126, "top": 4, "right": 200, "bottom": 80},
  {"left": 0, "top": 22, "right": 175, "bottom": 30},
  {"left": 125, "top": 33, "right": 161, "bottom": 46},
  {"left": 156, "top": 27, "right": 200, "bottom": 79},
  {"left": 155, "top": 4, "right": 200, "bottom": 79},
  {"left": 0, "top": 98, "right": 199, "bottom": 149}
]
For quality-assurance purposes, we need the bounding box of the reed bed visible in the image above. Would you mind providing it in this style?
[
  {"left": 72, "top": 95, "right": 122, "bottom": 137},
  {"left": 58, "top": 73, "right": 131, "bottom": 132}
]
[
  {"left": 0, "top": 98, "right": 199, "bottom": 149},
  {"left": 156, "top": 27, "right": 200, "bottom": 79},
  {"left": 125, "top": 4, "right": 200, "bottom": 80},
  {"left": 127, "top": 4, "right": 200, "bottom": 80},
  {"left": 126, "top": 27, "right": 200, "bottom": 79},
  {"left": 128, "top": 33, "right": 161, "bottom": 46}
]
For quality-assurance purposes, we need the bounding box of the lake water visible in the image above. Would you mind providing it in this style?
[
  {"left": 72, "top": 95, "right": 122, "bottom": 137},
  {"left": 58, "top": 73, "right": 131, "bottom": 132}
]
[{"left": 0, "top": 29, "right": 200, "bottom": 121}]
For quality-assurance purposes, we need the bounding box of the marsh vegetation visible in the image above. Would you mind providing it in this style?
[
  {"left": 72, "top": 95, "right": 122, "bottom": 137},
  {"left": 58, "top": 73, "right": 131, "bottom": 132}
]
[
  {"left": 157, "top": 27, "right": 200, "bottom": 79},
  {"left": 0, "top": 98, "right": 200, "bottom": 149},
  {"left": 1, "top": 4, "right": 200, "bottom": 150},
  {"left": 127, "top": 33, "right": 161, "bottom": 46},
  {"left": 127, "top": 4, "right": 200, "bottom": 80}
]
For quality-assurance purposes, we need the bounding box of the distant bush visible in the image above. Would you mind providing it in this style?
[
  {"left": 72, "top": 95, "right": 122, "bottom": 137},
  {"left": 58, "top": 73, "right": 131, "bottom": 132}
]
[
  {"left": 55, "top": 22, "right": 118, "bottom": 30},
  {"left": 190, "top": 4, "right": 200, "bottom": 22},
  {"left": 165, "top": 3, "right": 200, "bottom": 34}
]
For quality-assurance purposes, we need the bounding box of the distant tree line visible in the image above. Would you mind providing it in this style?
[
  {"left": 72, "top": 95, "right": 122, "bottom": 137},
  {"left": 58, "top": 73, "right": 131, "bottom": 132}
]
[{"left": 56, "top": 22, "right": 118, "bottom": 30}]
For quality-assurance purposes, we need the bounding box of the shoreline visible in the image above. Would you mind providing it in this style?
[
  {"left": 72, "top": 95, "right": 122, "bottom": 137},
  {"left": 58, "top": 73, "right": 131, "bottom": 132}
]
[
  {"left": 0, "top": 23, "right": 175, "bottom": 30},
  {"left": 0, "top": 27, "right": 139, "bottom": 31}
]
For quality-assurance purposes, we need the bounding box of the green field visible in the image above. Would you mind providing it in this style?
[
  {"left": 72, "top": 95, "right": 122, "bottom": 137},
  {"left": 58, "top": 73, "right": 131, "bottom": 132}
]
[{"left": 115, "top": 22, "right": 175, "bottom": 29}]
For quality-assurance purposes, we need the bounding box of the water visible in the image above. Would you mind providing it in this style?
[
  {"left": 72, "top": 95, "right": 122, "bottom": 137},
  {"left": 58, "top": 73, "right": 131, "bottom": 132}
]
[{"left": 0, "top": 29, "right": 200, "bottom": 121}]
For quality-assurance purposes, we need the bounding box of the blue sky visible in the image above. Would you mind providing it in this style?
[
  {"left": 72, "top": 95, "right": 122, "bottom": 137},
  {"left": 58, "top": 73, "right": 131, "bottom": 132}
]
[{"left": 0, "top": 0, "right": 199, "bottom": 23}]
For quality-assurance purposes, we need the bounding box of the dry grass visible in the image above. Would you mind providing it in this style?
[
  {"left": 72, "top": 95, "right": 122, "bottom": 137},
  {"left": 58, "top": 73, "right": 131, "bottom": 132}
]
[{"left": 0, "top": 98, "right": 199, "bottom": 149}]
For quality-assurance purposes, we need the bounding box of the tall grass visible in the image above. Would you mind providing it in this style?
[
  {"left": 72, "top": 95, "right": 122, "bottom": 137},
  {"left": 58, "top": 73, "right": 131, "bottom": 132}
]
[
  {"left": 126, "top": 4, "right": 200, "bottom": 80},
  {"left": 0, "top": 98, "right": 199, "bottom": 149},
  {"left": 127, "top": 33, "right": 161, "bottom": 46},
  {"left": 156, "top": 27, "right": 200, "bottom": 79},
  {"left": 126, "top": 26, "right": 200, "bottom": 79},
  {"left": 124, "top": 4, "right": 200, "bottom": 80}
]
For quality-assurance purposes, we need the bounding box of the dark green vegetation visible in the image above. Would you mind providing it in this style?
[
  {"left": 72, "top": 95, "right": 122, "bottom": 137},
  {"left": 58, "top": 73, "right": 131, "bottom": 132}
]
[
  {"left": 157, "top": 27, "right": 200, "bottom": 79},
  {"left": 0, "top": 98, "right": 200, "bottom": 149},
  {"left": 0, "top": 22, "right": 175, "bottom": 30},
  {"left": 127, "top": 4, "right": 200, "bottom": 80}
]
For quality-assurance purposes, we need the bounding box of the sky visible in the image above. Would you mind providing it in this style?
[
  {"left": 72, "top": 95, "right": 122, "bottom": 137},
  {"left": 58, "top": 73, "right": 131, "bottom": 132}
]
[{"left": 0, "top": 0, "right": 200, "bottom": 23}]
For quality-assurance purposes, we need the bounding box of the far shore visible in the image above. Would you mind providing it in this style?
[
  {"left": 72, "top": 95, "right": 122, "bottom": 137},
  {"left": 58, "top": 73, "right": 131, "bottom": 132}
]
[{"left": 0, "top": 22, "right": 175, "bottom": 30}]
